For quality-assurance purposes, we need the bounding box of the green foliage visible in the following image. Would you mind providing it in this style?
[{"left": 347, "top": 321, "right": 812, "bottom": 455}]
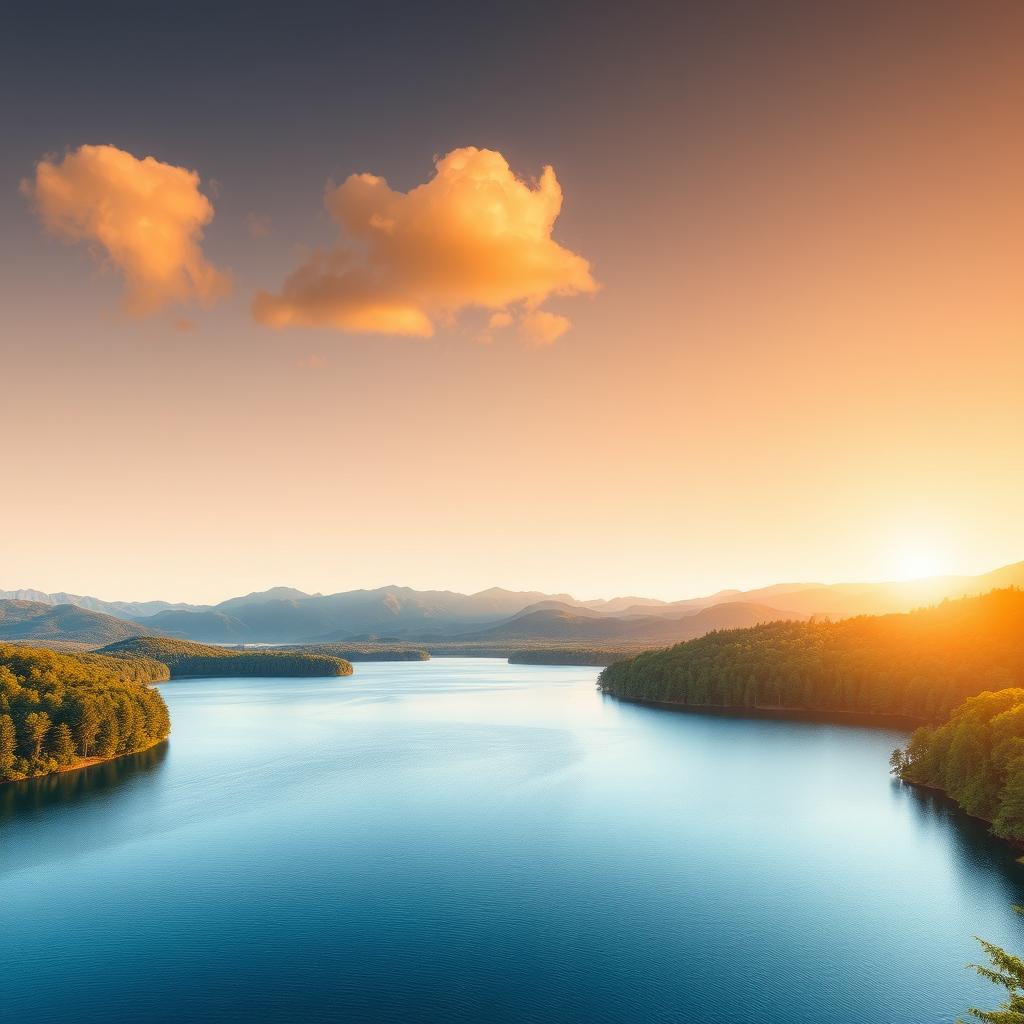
[
  {"left": 508, "top": 648, "right": 630, "bottom": 667},
  {"left": 98, "top": 637, "right": 353, "bottom": 678},
  {"left": 896, "top": 688, "right": 1024, "bottom": 841},
  {"left": 22, "top": 711, "right": 51, "bottom": 760},
  {"left": 0, "top": 713, "right": 16, "bottom": 775},
  {"left": 960, "top": 911, "right": 1024, "bottom": 1023},
  {"left": 599, "top": 589, "right": 1024, "bottom": 724},
  {"left": 287, "top": 644, "right": 430, "bottom": 662},
  {"left": 281, "top": 640, "right": 642, "bottom": 664},
  {"left": 0, "top": 643, "right": 171, "bottom": 783},
  {"left": 50, "top": 722, "right": 77, "bottom": 765},
  {"left": 174, "top": 640, "right": 636, "bottom": 667},
  {"left": 427, "top": 641, "right": 649, "bottom": 662}
]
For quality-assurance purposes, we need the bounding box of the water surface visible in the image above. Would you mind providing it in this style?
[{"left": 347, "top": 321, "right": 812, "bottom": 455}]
[{"left": 3, "top": 659, "right": 1023, "bottom": 1023}]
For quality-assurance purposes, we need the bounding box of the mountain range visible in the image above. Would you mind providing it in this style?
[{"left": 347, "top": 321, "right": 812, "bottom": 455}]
[
  {"left": 0, "top": 600, "right": 161, "bottom": 646},
  {"left": 2, "top": 560, "right": 1022, "bottom": 648}
]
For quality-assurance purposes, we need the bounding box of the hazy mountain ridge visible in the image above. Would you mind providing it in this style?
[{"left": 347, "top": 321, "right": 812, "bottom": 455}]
[
  {"left": 4, "top": 560, "right": 1022, "bottom": 646},
  {"left": 134, "top": 585, "right": 596, "bottom": 644},
  {"left": 0, "top": 600, "right": 159, "bottom": 645},
  {"left": 460, "top": 602, "right": 803, "bottom": 643},
  {"left": 0, "top": 588, "right": 199, "bottom": 619}
]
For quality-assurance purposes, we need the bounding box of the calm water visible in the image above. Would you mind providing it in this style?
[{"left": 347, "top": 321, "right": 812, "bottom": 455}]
[{"left": 4, "top": 659, "right": 1024, "bottom": 1023}]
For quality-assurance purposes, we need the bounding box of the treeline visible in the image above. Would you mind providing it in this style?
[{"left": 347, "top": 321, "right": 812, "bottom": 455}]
[
  {"left": 0, "top": 644, "right": 170, "bottom": 783},
  {"left": 423, "top": 641, "right": 650, "bottom": 661},
  {"left": 598, "top": 589, "right": 1024, "bottom": 724},
  {"left": 509, "top": 648, "right": 631, "bottom": 667},
  {"left": 99, "top": 637, "right": 353, "bottom": 678},
  {"left": 268, "top": 641, "right": 637, "bottom": 666},
  {"left": 279, "top": 643, "right": 429, "bottom": 662},
  {"left": 296, "top": 641, "right": 636, "bottom": 666},
  {"left": 893, "top": 688, "right": 1024, "bottom": 843}
]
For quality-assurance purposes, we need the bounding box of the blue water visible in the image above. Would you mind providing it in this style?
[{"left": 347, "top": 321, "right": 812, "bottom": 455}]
[{"left": 3, "top": 659, "right": 1023, "bottom": 1023}]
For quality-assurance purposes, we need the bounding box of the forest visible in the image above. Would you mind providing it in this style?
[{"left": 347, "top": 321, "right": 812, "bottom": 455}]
[
  {"left": 508, "top": 647, "right": 629, "bottom": 666},
  {"left": 0, "top": 643, "right": 171, "bottom": 783},
  {"left": 893, "top": 688, "right": 1024, "bottom": 843},
  {"left": 286, "top": 643, "right": 429, "bottom": 662},
  {"left": 261, "top": 641, "right": 643, "bottom": 665},
  {"left": 99, "top": 637, "right": 354, "bottom": 677},
  {"left": 598, "top": 589, "right": 1024, "bottom": 724}
]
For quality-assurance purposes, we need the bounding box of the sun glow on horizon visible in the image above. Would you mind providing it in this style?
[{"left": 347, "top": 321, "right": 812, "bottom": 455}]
[{"left": 888, "top": 539, "right": 953, "bottom": 583}]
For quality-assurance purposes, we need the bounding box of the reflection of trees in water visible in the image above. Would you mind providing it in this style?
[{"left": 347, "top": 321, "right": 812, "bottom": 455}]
[
  {"left": 895, "top": 779, "right": 1024, "bottom": 904},
  {"left": 0, "top": 741, "right": 169, "bottom": 822}
]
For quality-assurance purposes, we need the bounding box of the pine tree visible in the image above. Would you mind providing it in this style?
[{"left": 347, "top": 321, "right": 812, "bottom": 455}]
[
  {"left": 22, "top": 711, "right": 52, "bottom": 761},
  {"left": 96, "top": 715, "right": 120, "bottom": 758},
  {"left": 0, "top": 713, "right": 16, "bottom": 778},
  {"left": 50, "top": 722, "right": 77, "bottom": 766},
  {"left": 962, "top": 912, "right": 1024, "bottom": 1023},
  {"left": 75, "top": 703, "right": 101, "bottom": 758},
  {"left": 993, "top": 758, "right": 1024, "bottom": 842}
]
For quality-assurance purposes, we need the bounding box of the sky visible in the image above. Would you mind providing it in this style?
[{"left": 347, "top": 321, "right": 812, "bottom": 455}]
[{"left": 2, "top": 1, "right": 1023, "bottom": 604}]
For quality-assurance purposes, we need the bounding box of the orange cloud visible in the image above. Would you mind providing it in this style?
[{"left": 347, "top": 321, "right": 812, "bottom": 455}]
[
  {"left": 253, "top": 147, "right": 597, "bottom": 341},
  {"left": 488, "top": 311, "right": 514, "bottom": 330},
  {"left": 23, "top": 144, "right": 229, "bottom": 315},
  {"left": 520, "top": 310, "right": 571, "bottom": 347}
]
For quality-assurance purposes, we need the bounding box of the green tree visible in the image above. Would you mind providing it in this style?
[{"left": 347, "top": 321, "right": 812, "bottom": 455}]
[
  {"left": 22, "top": 710, "right": 52, "bottom": 761},
  {"left": 598, "top": 588, "right": 1024, "bottom": 725},
  {"left": 962, "top": 913, "right": 1024, "bottom": 1023},
  {"left": 0, "top": 643, "right": 171, "bottom": 783},
  {"left": 96, "top": 714, "right": 120, "bottom": 758},
  {"left": 75, "top": 703, "right": 102, "bottom": 758},
  {"left": 0, "top": 713, "right": 16, "bottom": 777},
  {"left": 994, "top": 757, "right": 1024, "bottom": 842},
  {"left": 894, "top": 690, "right": 1024, "bottom": 842},
  {"left": 50, "top": 722, "right": 77, "bottom": 766}
]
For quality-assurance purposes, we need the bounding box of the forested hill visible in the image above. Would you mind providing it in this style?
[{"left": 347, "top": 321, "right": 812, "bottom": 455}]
[
  {"left": 0, "top": 599, "right": 158, "bottom": 646},
  {"left": 894, "top": 688, "right": 1024, "bottom": 842},
  {"left": 0, "top": 644, "right": 170, "bottom": 783},
  {"left": 598, "top": 589, "right": 1024, "bottom": 724},
  {"left": 459, "top": 601, "right": 798, "bottom": 643},
  {"left": 99, "top": 637, "right": 353, "bottom": 678}
]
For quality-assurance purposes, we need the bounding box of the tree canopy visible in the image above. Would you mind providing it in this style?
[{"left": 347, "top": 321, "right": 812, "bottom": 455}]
[
  {"left": 98, "top": 637, "right": 353, "bottom": 678},
  {"left": 894, "top": 688, "right": 1024, "bottom": 842},
  {"left": 0, "top": 643, "right": 170, "bottom": 783},
  {"left": 598, "top": 589, "right": 1024, "bottom": 724},
  {"left": 958, "top": 909, "right": 1024, "bottom": 1023}
]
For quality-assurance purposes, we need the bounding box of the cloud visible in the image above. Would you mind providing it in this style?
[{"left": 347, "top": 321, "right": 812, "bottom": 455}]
[
  {"left": 22, "top": 144, "right": 230, "bottom": 315},
  {"left": 519, "top": 310, "right": 571, "bottom": 347},
  {"left": 488, "top": 311, "right": 514, "bottom": 329},
  {"left": 477, "top": 307, "right": 569, "bottom": 346},
  {"left": 253, "top": 147, "right": 597, "bottom": 341}
]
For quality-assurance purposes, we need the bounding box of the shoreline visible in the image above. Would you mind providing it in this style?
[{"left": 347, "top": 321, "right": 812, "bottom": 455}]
[
  {"left": 606, "top": 691, "right": 1024, "bottom": 854},
  {"left": 0, "top": 735, "right": 169, "bottom": 787},
  {"left": 601, "top": 691, "right": 923, "bottom": 730},
  {"left": 900, "top": 776, "right": 1024, "bottom": 856}
]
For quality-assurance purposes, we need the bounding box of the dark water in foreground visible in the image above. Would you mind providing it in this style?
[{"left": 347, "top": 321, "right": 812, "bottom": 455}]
[{"left": 3, "top": 659, "right": 1024, "bottom": 1023}]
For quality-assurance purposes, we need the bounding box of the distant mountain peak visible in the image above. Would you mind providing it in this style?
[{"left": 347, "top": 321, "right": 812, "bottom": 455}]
[
  {"left": 215, "top": 586, "right": 312, "bottom": 610},
  {"left": 8, "top": 559, "right": 1024, "bottom": 648}
]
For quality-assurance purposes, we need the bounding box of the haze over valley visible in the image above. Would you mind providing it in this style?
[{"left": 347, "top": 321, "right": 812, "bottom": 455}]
[{"left": 4, "top": 560, "right": 1023, "bottom": 648}]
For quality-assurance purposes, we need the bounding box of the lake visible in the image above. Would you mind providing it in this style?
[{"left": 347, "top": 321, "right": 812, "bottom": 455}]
[{"left": 3, "top": 658, "right": 1023, "bottom": 1023}]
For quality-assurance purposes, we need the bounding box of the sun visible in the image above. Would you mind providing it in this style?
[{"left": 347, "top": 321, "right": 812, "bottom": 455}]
[{"left": 889, "top": 540, "right": 950, "bottom": 582}]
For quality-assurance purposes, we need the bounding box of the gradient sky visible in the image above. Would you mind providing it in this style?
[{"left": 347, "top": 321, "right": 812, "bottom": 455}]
[{"left": 3, "top": 1, "right": 1023, "bottom": 603}]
